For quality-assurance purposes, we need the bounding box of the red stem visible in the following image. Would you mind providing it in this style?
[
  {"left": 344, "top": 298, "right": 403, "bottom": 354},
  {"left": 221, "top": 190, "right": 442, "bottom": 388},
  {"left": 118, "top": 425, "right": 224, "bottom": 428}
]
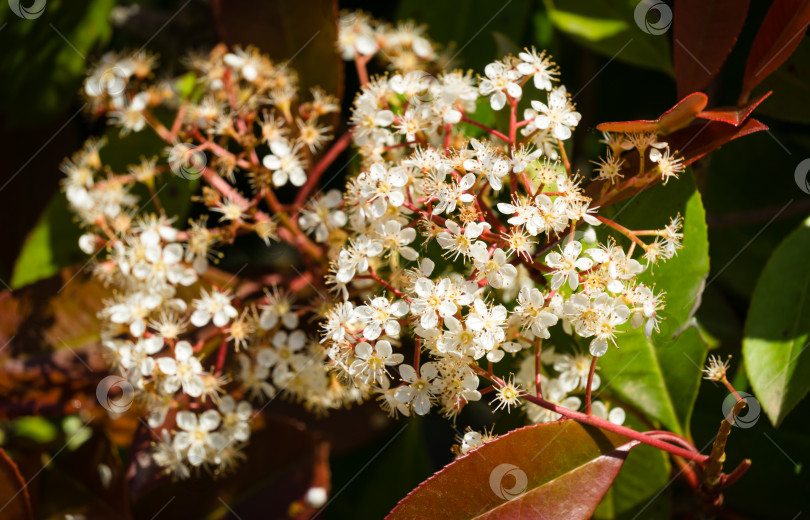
[
  {"left": 294, "top": 131, "right": 353, "bottom": 207},
  {"left": 475, "top": 367, "right": 708, "bottom": 463},
  {"left": 523, "top": 393, "right": 708, "bottom": 462},
  {"left": 585, "top": 356, "right": 597, "bottom": 414},
  {"left": 534, "top": 340, "right": 543, "bottom": 399},
  {"left": 460, "top": 115, "right": 511, "bottom": 143}
]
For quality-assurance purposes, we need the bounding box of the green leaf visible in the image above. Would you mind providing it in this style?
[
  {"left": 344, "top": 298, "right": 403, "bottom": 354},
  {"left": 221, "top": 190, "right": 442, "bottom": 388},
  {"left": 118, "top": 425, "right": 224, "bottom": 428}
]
[
  {"left": 599, "top": 327, "right": 707, "bottom": 437},
  {"left": 594, "top": 414, "right": 671, "bottom": 519},
  {"left": 599, "top": 171, "right": 710, "bottom": 436},
  {"left": 743, "top": 217, "right": 810, "bottom": 427},
  {"left": 544, "top": 0, "right": 672, "bottom": 74},
  {"left": 388, "top": 422, "right": 636, "bottom": 520},
  {"left": 702, "top": 133, "right": 801, "bottom": 301},
  {"left": 10, "top": 194, "right": 84, "bottom": 288},
  {"left": 0, "top": 0, "right": 114, "bottom": 127}
]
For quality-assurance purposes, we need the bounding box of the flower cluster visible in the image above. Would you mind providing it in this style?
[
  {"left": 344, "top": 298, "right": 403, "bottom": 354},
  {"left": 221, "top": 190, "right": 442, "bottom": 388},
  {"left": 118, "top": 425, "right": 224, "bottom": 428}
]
[
  {"left": 65, "top": 10, "right": 688, "bottom": 477},
  {"left": 337, "top": 10, "right": 441, "bottom": 71},
  {"left": 65, "top": 45, "right": 351, "bottom": 478},
  {"left": 322, "top": 12, "right": 687, "bottom": 428}
]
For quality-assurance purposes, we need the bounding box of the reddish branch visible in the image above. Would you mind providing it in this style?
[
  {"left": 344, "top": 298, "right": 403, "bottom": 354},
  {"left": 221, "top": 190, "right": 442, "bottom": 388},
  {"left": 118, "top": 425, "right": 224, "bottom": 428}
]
[{"left": 475, "top": 367, "right": 709, "bottom": 464}]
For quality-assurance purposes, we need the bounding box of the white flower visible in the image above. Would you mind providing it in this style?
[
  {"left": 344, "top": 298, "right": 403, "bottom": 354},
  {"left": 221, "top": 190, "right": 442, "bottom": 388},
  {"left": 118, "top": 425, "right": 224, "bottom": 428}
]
[
  {"left": 173, "top": 409, "right": 225, "bottom": 467},
  {"left": 259, "top": 287, "right": 298, "bottom": 330},
  {"left": 106, "top": 291, "right": 162, "bottom": 337},
  {"left": 438, "top": 316, "right": 481, "bottom": 356},
  {"left": 337, "top": 11, "right": 379, "bottom": 59},
  {"left": 463, "top": 139, "right": 510, "bottom": 190},
  {"left": 191, "top": 289, "right": 238, "bottom": 328},
  {"left": 472, "top": 247, "right": 517, "bottom": 289},
  {"left": 395, "top": 362, "right": 438, "bottom": 415},
  {"left": 592, "top": 401, "right": 626, "bottom": 425},
  {"left": 526, "top": 379, "right": 582, "bottom": 423},
  {"left": 224, "top": 49, "right": 261, "bottom": 81},
  {"left": 350, "top": 340, "right": 404, "bottom": 384},
  {"left": 514, "top": 287, "right": 559, "bottom": 338},
  {"left": 262, "top": 139, "right": 307, "bottom": 187},
  {"left": 546, "top": 241, "right": 593, "bottom": 291},
  {"left": 156, "top": 340, "right": 205, "bottom": 397},
  {"left": 479, "top": 61, "right": 522, "bottom": 110},
  {"left": 335, "top": 235, "right": 384, "bottom": 283},
  {"left": 218, "top": 395, "right": 252, "bottom": 443},
  {"left": 529, "top": 86, "right": 581, "bottom": 140},
  {"left": 321, "top": 301, "right": 355, "bottom": 343},
  {"left": 152, "top": 430, "right": 190, "bottom": 480},
  {"left": 354, "top": 297, "right": 409, "bottom": 340},
  {"left": 465, "top": 299, "right": 508, "bottom": 357},
  {"left": 436, "top": 220, "right": 488, "bottom": 260},
  {"left": 517, "top": 48, "right": 557, "bottom": 91},
  {"left": 554, "top": 353, "right": 599, "bottom": 392},
  {"left": 361, "top": 162, "right": 409, "bottom": 217},
  {"left": 299, "top": 190, "right": 347, "bottom": 243},
  {"left": 257, "top": 330, "right": 308, "bottom": 381},
  {"left": 410, "top": 277, "right": 457, "bottom": 328},
  {"left": 373, "top": 219, "right": 419, "bottom": 262},
  {"left": 132, "top": 240, "right": 197, "bottom": 287}
]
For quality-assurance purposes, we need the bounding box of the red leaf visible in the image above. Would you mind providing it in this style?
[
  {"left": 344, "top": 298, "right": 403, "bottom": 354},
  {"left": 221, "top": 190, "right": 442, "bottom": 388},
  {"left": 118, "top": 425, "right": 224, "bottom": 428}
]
[
  {"left": 597, "top": 93, "right": 708, "bottom": 134},
  {"left": 387, "top": 422, "right": 637, "bottom": 520},
  {"left": 740, "top": 0, "right": 810, "bottom": 102},
  {"left": 658, "top": 92, "right": 710, "bottom": 133},
  {"left": 0, "top": 448, "right": 35, "bottom": 520},
  {"left": 673, "top": 118, "right": 769, "bottom": 164},
  {"left": 674, "top": 0, "right": 750, "bottom": 98},
  {"left": 697, "top": 91, "right": 773, "bottom": 126}
]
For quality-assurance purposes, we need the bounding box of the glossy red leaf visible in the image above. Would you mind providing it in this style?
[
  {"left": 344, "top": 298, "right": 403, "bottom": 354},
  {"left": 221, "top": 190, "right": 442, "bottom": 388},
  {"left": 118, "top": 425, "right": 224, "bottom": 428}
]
[
  {"left": 672, "top": 118, "right": 769, "bottom": 164},
  {"left": 697, "top": 91, "right": 772, "bottom": 126},
  {"left": 596, "top": 93, "right": 708, "bottom": 134},
  {"left": 674, "top": 0, "right": 750, "bottom": 98},
  {"left": 0, "top": 448, "right": 34, "bottom": 520},
  {"left": 387, "top": 422, "right": 637, "bottom": 520},
  {"left": 740, "top": 0, "right": 810, "bottom": 102}
]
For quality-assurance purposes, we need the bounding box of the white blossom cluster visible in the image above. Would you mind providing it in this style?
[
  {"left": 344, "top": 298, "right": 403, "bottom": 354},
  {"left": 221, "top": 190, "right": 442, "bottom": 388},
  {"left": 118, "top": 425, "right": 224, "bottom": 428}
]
[
  {"left": 63, "top": 11, "right": 690, "bottom": 478},
  {"left": 337, "top": 10, "right": 440, "bottom": 71},
  {"left": 64, "top": 46, "right": 353, "bottom": 479},
  {"left": 325, "top": 11, "right": 686, "bottom": 426}
]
